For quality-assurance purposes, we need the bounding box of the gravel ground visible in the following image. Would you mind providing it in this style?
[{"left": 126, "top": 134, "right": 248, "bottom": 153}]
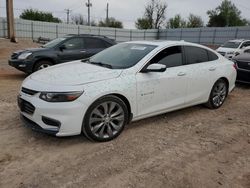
[{"left": 0, "top": 39, "right": 250, "bottom": 188}]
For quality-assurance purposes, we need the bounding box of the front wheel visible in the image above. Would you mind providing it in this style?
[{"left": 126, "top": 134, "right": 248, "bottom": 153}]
[
  {"left": 205, "top": 79, "right": 228, "bottom": 109},
  {"left": 82, "top": 95, "right": 128, "bottom": 142},
  {"left": 33, "top": 60, "right": 53, "bottom": 72}
]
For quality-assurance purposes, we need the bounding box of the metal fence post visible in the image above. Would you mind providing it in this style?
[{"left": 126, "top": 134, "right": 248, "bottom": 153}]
[
  {"left": 157, "top": 29, "right": 160, "bottom": 40},
  {"left": 31, "top": 22, "right": 34, "bottom": 40},
  {"left": 198, "top": 28, "right": 202, "bottom": 44},
  {"left": 130, "top": 30, "right": 132, "bottom": 41},
  {"left": 235, "top": 28, "right": 239, "bottom": 39},
  {"left": 212, "top": 28, "right": 216, "bottom": 45},
  {"left": 114, "top": 28, "right": 117, "bottom": 41},
  {"left": 98, "top": 27, "right": 101, "bottom": 36},
  {"left": 144, "top": 30, "right": 146, "bottom": 40},
  {"left": 78, "top": 26, "right": 80, "bottom": 35},
  {"left": 56, "top": 25, "right": 58, "bottom": 38},
  {"left": 180, "top": 28, "right": 183, "bottom": 40},
  {"left": 165, "top": 29, "right": 168, "bottom": 40}
]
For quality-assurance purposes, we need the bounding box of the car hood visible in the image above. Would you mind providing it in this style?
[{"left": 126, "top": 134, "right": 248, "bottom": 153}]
[
  {"left": 216, "top": 47, "right": 238, "bottom": 53},
  {"left": 15, "top": 47, "right": 49, "bottom": 54},
  {"left": 30, "top": 61, "right": 122, "bottom": 86},
  {"left": 233, "top": 53, "right": 250, "bottom": 62}
]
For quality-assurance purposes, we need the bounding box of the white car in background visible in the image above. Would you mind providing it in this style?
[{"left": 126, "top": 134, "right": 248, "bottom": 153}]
[
  {"left": 18, "top": 41, "right": 237, "bottom": 142},
  {"left": 216, "top": 39, "right": 250, "bottom": 59}
]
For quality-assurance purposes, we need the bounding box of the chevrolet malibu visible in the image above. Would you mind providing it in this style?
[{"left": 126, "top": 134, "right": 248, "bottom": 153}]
[{"left": 18, "top": 41, "right": 237, "bottom": 142}]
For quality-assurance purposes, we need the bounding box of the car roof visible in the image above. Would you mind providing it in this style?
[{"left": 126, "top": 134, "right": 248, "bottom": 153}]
[
  {"left": 125, "top": 40, "right": 205, "bottom": 48},
  {"left": 228, "top": 39, "right": 249, "bottom": 43}
]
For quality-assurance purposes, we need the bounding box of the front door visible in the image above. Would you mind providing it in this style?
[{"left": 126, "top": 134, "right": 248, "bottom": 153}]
[{"left": 136, "top": 46, "right": 188, "bottom": 117}]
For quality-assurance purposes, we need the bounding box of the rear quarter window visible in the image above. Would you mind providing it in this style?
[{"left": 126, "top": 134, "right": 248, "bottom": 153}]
[{"left": 207, "top": 50, "right": 219, "bottom": 61}]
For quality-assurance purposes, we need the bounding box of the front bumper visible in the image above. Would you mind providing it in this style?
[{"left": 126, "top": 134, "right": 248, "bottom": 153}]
[
  {"left": 18, "top": 91, "right": 88, "bottom": 137},
  {"left": 9, "top": 59, "right": 34, "bottom": 73}
]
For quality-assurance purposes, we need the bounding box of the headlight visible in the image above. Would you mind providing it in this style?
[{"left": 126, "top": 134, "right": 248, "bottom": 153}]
[
  {"left": 39, "top": 91, "right": 83, "bottom": 102},
  {"left": 18, "top": 52, "right": 32, "bottom": 60}
]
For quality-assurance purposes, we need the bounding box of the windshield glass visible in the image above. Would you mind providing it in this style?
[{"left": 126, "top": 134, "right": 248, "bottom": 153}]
[
  {"left": 222, "top": 41, "right": 241, "bottom": 49},
  {"left": 42, "top": 37, "right": 66, "bottom": 48},
  {"left": 89, "top": 43, "right": 156, "bottom": 69}
]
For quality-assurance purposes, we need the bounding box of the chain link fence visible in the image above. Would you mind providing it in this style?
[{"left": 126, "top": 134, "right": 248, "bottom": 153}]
[{"left": 1, "top": 18, "right": 250, "bottom": 45}]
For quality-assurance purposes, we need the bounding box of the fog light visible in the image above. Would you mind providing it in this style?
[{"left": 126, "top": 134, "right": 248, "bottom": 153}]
[{"left": 18, "top": 64, "right": 27, "bottom": 67}]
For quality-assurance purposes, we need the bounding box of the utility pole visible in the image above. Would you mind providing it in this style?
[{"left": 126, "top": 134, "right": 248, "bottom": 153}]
[
  {"left": 85, "top": 0, "right": 92, "bottom": 26},
  {"left": 106, "top": 3, "right": 109, "bottom": 25},
  {"left": 65, "top": 9, "right": 72, "bottom": 24},
  {"left": 6, "top": 0, "right": 17, "bottom": 42}
]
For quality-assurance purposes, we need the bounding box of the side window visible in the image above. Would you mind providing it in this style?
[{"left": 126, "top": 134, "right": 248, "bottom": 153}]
[
  {"left": 185, "top": 46, "right": 209, "bottom": 64},
  {"left": 84, "top": 38, "right": 106, "bottom": 49},
  {"left": 63, "top": 38, "right": 83, "bottom": 50},
  {"left": 241, "top": 41, "right": 250, "bottom": 48},
  {"left": 150, "top": 46, "right": 183, "bottom": 68},
  {"left": 207, "top": 50, "right": 219, "bottom": 61}
]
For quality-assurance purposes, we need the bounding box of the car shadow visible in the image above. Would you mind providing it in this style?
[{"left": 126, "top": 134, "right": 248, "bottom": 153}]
[{"left": 236, "top": 82, "right": 250, "bottom": 89}]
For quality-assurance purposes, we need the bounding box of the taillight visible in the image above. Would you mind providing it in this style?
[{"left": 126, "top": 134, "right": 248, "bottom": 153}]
[{"left": 233, "top": 63, "right": 237, "bottom": 70}]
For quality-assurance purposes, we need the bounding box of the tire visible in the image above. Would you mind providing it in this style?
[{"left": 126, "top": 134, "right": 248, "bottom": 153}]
[
  {"left": 205, "top": 79, "right": 228, "bottom": 109},
  {"left": 82, "top": 95, "right": 128, "bottom": 142},
  {"left": 33, "top": 60, "right": 53, "bottom": 72}
]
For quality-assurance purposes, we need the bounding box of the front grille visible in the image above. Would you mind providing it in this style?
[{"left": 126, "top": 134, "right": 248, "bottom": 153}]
[
  {"left": 18, "top": 97, "right": 35, "bottom": 115},
  {"left": 21, "top": 87, "right": 39, "bottom": 95},
  {"left": 237, "top": 61, "right": 250, "bottom": 71},
  {"left": 218, "top": 52, "right": 226, "bottom": 56}
]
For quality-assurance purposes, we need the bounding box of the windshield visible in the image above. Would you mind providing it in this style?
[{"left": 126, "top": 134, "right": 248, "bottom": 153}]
[
  {"left": 89, "top": 43, "right": 156, "bottom": 69},
  {"left": 222, "top": 41, "right": 241, "bottom": 49},
  {"left": 42, "top": 37, "right": 66, "bottom": 48}
]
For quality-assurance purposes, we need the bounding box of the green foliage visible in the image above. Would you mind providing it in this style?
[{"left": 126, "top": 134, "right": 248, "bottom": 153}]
[
  {"left": 98, "top": 17, "right": 123, "bottom": 28},
  {"left": 135, "top": 0, "right": 167, "bottom": 29},
  {"left": 20, "top": 8, "right": 61, "bottom": 23},
  {"left": 167, "top": 14, "right": 186, "bottom": 28},
  {"left": 187, "top": 14, "right": 204, "bottom": 28},
  {"left": 207, "top": 0, "right": 248, "bottom": 27}
]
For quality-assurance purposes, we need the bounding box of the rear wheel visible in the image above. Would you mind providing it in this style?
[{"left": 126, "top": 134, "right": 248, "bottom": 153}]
[
  {"left": 206, "top": 79, "right": 228, "bottom": 109},
  {"left": 33, "top": 60, "right": 53, "bottom": 72},
  {"left": 82, "top": 95, "right": 128, "bottom": 142}
]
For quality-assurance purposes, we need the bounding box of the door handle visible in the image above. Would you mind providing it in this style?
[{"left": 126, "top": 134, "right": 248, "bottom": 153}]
[
  {"left": 177, "top": 72, "right": 186, "bottom": 76},
  {"left": 80, "top": 51, "right": 86, "bottom": 53},
  {"left": 209, "top": 67, "right": 216, "bottom": 71}
]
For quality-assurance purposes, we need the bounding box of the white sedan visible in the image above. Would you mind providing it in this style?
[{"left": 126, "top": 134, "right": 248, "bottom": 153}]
[{"left": 18, "top": 41, "right": 237, "bottom": 142}]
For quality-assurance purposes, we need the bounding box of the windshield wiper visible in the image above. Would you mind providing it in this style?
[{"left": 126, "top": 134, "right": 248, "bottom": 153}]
[{"left": 89, "top": 61, "right": 112, "bottom": 69}]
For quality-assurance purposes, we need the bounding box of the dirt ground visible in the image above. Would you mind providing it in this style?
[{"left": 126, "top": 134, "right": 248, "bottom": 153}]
[{"left": 0, "top": 39, "right": 250, "bottom": 188}]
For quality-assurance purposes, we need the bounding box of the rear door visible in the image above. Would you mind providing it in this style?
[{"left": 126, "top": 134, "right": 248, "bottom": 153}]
[
  {"left": 183, "top": 46, "right": 217, "bottom": 105},
  {"left": 57, "top": 37, "right": 85, "bottom": 62},
  {"left": 83, "top": 37, "right": 110, "bottom": 58}
]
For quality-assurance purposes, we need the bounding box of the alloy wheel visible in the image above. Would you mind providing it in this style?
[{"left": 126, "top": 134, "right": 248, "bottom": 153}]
[
  {"left": 212, "top": 81, "right": 227, "bottom": 107},
  {"left": 89, "top": 101, "right": 125, "bottom": 139}
]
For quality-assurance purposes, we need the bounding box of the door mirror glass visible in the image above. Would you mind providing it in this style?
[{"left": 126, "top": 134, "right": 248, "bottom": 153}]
[{"left": 143, "top": 64, "right": 166, "bottom": 73}]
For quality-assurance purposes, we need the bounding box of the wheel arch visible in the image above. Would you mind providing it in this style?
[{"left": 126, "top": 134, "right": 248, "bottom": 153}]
[{"left": 33, "top": 57, "right": 56, "bottom": 71}]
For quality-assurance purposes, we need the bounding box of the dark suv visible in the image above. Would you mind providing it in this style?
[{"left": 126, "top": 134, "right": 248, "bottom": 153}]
[{"left": 9, "top": 34, "right": 116, "bottom": 73}]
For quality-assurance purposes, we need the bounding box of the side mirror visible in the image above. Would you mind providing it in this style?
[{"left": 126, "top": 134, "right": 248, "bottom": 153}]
[
  {"left": 59, "top": 44, "right": 66, "bottom": 51},
  {"left": 142, "top": 64, "right": 167, "bottom": 73}
]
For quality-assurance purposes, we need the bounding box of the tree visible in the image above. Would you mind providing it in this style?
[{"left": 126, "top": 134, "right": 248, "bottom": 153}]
[
  {"left": 71, "top": 14, "right": 96, "bottom": 26},
  {"left": 135, "top": 0, "right": 167, "bottom": 29},
  {"left": 167, "top": 14, "right": 186, "bottom": 28},
  {"left": 187, "top": 14, "right": 204, "bottom": 28},
  {"left": 20, "top": 8, "right": 61, "bottom": 23},
  {"left": 207, "top": 0, "right": 248, "bottom": 27},
  {"left": 98, "top": 17, "right": 123, "bottom": 28}
]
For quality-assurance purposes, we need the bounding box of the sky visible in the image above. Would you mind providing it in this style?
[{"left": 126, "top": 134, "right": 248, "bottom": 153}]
[{"left": 0, "top": 0, "right": 250, "bottom": 28}]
